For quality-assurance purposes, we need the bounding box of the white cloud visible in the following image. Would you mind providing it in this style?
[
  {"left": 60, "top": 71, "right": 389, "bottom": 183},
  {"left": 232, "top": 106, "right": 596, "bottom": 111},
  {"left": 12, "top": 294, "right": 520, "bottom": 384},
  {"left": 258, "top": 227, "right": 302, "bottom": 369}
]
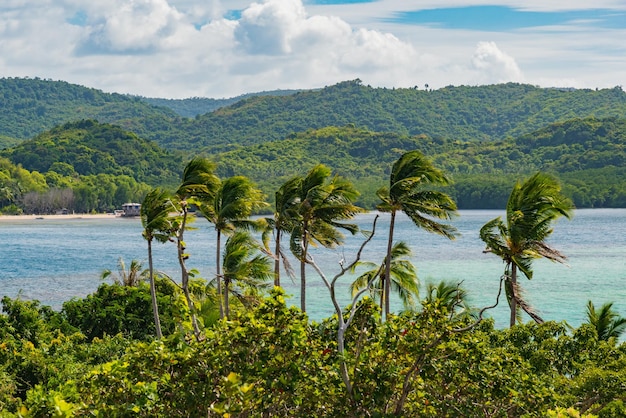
[
  {"left": 75, "top": 0, "right": 192, "bottom": 54},
  {"left": 471, "top": 41, "right": 524, "bottom": 84},
  {"left": 0, "top": 0, "right": 624, "bottom": 97}
]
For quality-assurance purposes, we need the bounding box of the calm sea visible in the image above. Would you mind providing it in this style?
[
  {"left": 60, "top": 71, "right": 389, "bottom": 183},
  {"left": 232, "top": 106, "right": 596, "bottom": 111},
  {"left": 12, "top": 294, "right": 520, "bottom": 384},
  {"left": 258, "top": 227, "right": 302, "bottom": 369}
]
[{"left": 1, "top": 209, "right": 625, "bottom": 328}]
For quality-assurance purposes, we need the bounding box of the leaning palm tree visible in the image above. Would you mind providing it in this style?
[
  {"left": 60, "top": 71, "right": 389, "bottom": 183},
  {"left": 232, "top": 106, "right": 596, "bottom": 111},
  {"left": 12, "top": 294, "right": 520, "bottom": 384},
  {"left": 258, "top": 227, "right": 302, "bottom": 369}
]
[
  {"left": 141, "top": 187, "right": 179, "bottom": 339},
  {"left": 377, "top": 150, "right": 458, "bottom": 319},
  {"left": 272, "top": 175, "right": 302, "bottom": 287},
  {"left": 480, "top": 172, "right": 574, "bottom": 327},
  {"left": 290, "top": 165, "right": 362, "bottom": 312},
  {"left": 585, "top": 301, "right": 626, "bottom": 341},
  {"left": 175, "top": 158, "right": 220, "bottom": 340},
  {"left": 199, "top": 175, "right": 267, "bottom": 319},
  {"left": 350, "top": 241, "right": 419, "bottom": 312},
  {"left": 221, "top": 230, "right": 273, "bottom": 318}
]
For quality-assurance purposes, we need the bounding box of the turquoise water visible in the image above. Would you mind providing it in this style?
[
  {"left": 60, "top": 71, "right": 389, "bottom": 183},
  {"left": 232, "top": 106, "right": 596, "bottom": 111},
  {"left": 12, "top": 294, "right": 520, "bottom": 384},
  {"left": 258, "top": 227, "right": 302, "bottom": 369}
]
[{"left": 1, "top": 209, "right": 625, "bottom": 328}]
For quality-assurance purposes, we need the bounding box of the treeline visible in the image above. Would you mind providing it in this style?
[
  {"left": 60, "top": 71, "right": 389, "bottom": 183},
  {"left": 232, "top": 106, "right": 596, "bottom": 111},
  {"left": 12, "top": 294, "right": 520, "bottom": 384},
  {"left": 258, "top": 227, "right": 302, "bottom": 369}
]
[
  {"left": 1, "top": 117, "right": 626, "bottom": 213},
  {"left": 0, "top": 77, "right": 180, "bottom": 142}
]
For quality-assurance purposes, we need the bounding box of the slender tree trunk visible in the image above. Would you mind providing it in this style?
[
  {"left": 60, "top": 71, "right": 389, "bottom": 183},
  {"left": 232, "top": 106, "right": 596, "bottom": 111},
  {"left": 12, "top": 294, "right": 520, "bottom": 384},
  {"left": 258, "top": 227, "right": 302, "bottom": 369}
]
[
  {"left": 177, "top": 209, "right": 202, "bottom": 341},
  {"left": 509, "top": 263, "right": 517, "bottom": 328},
  {"left": 300, "top": 221, "right": 308, "bottom": 312},
  {"left": 274, "top": 227, "right": 281, "bottom": 287},
  {"left": 383, "top": 210, "right": 396, "bottom": 320},
  {"left": 147, "top": 240, "right": 163, "bottom": 339},
  {"left": 216, "top": 229, "right": 224, "bottom": 319},
  {"left": 337, "top": 322, "right": 353, "bottom": 397},
  {"left": 224, "top": 277, "right": 230, "bottom": 318}
]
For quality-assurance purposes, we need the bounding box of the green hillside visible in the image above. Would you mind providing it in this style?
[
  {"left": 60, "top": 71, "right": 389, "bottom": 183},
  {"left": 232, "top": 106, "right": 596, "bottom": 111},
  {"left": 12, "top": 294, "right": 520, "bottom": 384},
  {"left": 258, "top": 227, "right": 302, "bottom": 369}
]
[
  {"left": 178, "top": 80, "right": 626, "bottom": 153},
  {"left": 0, "top": 119, "right": 183, "bottom": 187},
  {"left": 209, "top": 118, "right": 626, "bottom": 209},
  {"left": 0, "top": 77, "right": 181, "bottom": 141},
  {"left": 2, "top": 78, "right": 626, "bottom": 156}
]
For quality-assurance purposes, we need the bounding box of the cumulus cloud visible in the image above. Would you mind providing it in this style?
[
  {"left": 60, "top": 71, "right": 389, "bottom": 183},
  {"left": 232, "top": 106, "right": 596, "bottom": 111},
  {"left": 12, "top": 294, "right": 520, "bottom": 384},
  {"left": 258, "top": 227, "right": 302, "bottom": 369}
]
[
  {"left": 76, "top": 0, "right": 192, "bottom": 54},
  {"left": 2, "top": 0, "right": 622, "bottom": 98},
  {"left": 470, "top": 41, "right": 524, "bottom": 84}
]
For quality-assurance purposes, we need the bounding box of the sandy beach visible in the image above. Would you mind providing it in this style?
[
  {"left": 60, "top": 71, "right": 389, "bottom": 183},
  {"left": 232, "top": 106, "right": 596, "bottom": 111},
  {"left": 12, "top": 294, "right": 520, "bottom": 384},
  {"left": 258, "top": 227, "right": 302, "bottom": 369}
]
[{"left": 0, "top": 213, "right": 127, "bottom": 222}]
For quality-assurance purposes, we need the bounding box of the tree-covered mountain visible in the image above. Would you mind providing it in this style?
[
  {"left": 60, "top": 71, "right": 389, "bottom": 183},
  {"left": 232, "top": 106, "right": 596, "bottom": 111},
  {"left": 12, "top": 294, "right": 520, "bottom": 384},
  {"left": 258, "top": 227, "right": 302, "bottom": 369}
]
[
  {"left": 0, "top": 77, "right": 181, "bottom": 142},
  {"left": 2, "top": 78, "right": 626, "bottom": 156},
  {"left": 0, "top": 119, "right": 183, "bottom": 187},
  {"left": 176, "top": 80, "right": 626, "bottom": 153}
]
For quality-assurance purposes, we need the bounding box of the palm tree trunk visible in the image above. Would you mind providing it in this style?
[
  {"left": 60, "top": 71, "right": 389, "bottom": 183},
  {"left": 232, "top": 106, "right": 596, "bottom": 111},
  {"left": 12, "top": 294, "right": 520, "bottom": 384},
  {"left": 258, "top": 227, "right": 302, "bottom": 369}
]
[
  {"left": 300, "top": 222, "right": 308, "bottom": 312},
  {"left": 147, "top": 240, "right": 163, "bottom": 339},
  {"left": 383, "top": 210, "right": 396, "bottom": 319},
  {"left": 224, "top": 277, "right": 230, "bottom": 318},
  {"left": 216, "top": 229, "right": 224, "bottom": 319},
  {"left": 177, "top": 210, "right": 202, "bottom": 341},
  {"left": 274, "top": 227, "right": 281, "bottom": 287},
  {"left": 509, "top": 264, "right": 517, "bottom": 328}
]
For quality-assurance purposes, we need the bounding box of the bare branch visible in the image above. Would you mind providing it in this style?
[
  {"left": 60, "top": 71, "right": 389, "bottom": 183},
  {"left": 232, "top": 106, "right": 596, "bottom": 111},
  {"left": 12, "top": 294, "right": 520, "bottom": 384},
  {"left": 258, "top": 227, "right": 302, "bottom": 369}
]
[{"left": 451, "top": 275, "right": 505, "bottom": 333}]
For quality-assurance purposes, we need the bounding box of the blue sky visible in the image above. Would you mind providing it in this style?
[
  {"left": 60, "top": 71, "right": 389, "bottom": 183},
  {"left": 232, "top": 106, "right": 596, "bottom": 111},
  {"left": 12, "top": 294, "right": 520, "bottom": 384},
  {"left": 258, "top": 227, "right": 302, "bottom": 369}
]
[
  {"left": 0, "top": 0, "right": 624, "bottom": 98},
  {"left": 388, "top": 6, "right": 626, "bottom": 31}
]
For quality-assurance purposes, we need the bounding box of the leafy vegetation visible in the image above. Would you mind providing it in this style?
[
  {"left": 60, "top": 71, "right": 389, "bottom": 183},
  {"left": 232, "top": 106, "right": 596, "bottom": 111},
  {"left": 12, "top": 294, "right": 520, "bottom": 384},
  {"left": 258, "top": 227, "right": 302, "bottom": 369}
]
[
  {"left": 2, "top": 285, "right": 626, "bottom": 416},
  {"left": 1, "top": 158, "right": 625, "bottom": 416},
  {"left": 1, "top": 78, "right": 626, "bottom": 214}
]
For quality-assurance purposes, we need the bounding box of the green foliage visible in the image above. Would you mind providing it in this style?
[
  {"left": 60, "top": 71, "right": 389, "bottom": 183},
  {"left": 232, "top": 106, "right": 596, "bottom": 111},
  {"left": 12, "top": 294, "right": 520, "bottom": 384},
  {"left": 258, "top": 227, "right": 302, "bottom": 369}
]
[
  {"left": 1, "top": 119, "right": 183, "bottom": 187},
  {"left": 2, "top": 289, "right": 626, "bottom": 416},
  {"left": 61, "top": 281, "right": 181, "bottom": 341}
]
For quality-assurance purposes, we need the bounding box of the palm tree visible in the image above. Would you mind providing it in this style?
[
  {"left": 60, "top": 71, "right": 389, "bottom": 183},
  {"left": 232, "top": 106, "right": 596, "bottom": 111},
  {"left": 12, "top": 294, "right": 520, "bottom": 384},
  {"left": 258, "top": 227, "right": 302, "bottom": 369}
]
[
  {"left": 350, "top": 241, "right": 419, "bottom": 312},
  {"left": 422, "top": 280, "right": 473, "bottom": 318},
  {"left": 585, "top": 301, "right": 626, "bottom": 341},
  {"left": 480, "top": 172, "right": 574, "bottom": 327},
  {"left": 199, "top": 175, "right": 267, "bottom": 319},
  {"left": 272, "top": 176, "right": 302, "bottom": 287},
  {"left": 101, "top": 257, "right": 145, "bottom": 287},
  {"left": 175, "top": 158, "right": 220, "bottom": 340},
  {"left": 141, "top": 187, "right": 178, "bottom": 339},
  {"left": 290, "top": 164, "right": 361, "bottom": 312},
  {"left": 221, "top": 230, "right": 273, "bottom": 317},
  {"left": 377, "top": 150, "right": 458, "bottom": 319}
]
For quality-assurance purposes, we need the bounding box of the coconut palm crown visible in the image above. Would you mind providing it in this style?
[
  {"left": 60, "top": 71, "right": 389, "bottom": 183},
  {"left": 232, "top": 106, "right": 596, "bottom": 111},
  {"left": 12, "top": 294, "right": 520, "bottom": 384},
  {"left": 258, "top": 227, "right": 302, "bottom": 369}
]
[
  {"left": 480, "top": 171, "right": 574, "bottom": 327},
  {"left": 377, "top": 150, "right": 458, "bottom": 319}
]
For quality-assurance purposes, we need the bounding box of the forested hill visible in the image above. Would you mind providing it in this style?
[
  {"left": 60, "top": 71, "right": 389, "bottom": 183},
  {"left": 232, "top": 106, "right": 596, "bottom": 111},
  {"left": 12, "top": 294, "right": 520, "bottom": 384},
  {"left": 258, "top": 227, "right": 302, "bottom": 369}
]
[
  {"left": 2, "top": 78, "right": 626, "bottom": 155},
  {"left": 1, "top": 117, "right": 624, "bottom": 209},
  {"left": 0, "top": 119, "right": 183, "bottom": 187},
  {"left": 0, "top": 77, "right": 181, "bottom": 143},
  {"left": 178, "top": 80, "right": 626, "bottom": 153},
  {"left": 210, "top": 117, "right": 626, "bottom": 208}
]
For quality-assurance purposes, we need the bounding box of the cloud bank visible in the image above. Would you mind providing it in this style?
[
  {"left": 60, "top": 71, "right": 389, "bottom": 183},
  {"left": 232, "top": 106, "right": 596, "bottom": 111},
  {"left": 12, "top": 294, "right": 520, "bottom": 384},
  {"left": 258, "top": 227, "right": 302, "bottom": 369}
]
[{"left": 0, "top": 0, "right": 622, "bottom": 98}]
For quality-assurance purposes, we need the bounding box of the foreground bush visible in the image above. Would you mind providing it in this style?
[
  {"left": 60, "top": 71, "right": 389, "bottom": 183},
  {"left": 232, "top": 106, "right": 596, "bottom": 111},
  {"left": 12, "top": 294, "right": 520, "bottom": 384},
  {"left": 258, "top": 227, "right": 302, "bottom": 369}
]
[{"left": 0, "top": 290, "right": 622, "bottom": 417}]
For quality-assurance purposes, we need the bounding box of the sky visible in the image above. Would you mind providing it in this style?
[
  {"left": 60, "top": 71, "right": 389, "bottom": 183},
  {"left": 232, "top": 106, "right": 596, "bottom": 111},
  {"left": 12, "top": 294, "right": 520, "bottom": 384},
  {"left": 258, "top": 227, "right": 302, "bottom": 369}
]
[{"left": 1, "top": 0, "right": 625, "bottom": 99}]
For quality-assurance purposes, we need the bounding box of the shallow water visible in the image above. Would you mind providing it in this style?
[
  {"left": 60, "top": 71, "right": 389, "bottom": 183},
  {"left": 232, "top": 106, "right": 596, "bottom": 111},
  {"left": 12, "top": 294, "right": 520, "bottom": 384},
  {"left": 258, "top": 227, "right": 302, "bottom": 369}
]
[{"left": 1, "top": 209, "right": 625, "bottom": 328}]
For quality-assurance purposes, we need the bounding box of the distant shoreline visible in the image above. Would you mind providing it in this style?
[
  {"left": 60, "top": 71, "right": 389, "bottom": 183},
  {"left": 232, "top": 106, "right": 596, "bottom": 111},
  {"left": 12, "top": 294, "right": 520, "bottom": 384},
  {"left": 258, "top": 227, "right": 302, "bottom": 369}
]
[{"left": 0, "top": 213, "right": 136, "bottom": 222}]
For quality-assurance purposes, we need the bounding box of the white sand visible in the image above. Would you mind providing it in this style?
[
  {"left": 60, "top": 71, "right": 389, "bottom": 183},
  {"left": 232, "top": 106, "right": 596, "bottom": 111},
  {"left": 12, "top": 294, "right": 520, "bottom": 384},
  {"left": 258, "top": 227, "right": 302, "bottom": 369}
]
[{"left": 0, "top": 213, "right": 123, "bottom": 222}]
